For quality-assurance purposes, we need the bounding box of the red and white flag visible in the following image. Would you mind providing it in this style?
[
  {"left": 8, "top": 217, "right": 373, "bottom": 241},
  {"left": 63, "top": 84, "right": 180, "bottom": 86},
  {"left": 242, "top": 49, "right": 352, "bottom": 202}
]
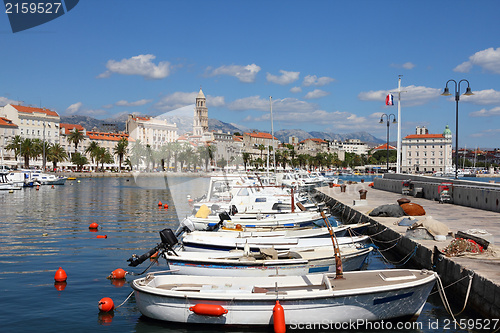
[{"left": 385, "top": 94, "right": 394, "bottom": 106}]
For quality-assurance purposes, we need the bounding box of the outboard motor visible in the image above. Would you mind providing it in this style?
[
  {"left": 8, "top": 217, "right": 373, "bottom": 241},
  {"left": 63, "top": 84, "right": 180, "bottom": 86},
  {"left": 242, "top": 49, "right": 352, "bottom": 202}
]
[
  {"left": 175, "top": 217, "right": 195, "bottom": 237},
  {"left": 127, "top": 228, "right": 179, "bottom": 267},
  {"left": 230, "top": 204, "right": 238, "bottom": 216}
]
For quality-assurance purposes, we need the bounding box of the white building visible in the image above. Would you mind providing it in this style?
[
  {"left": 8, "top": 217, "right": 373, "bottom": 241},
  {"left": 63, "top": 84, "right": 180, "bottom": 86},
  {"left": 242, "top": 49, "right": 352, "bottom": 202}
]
[
  {"left": 126, "top": 115, "right": 178, "bottom": 149},
  {"left": 0, "top": 116, "right": 18, "bottom": 167},
  {"left": 1, "top": 104, "right": 60, "bottom": 145},
  {"left": 401, "top": 125, "right": 452, "bottom": 173},
  {"left": 329, "top": 139, "right": 368, "bottom": 155}
]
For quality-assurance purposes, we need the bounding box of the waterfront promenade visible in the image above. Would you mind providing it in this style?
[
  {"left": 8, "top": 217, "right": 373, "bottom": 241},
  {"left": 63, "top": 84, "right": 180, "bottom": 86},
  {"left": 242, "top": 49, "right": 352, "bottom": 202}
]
[{"left": 316, "top": 182, "right": 500, "bottom": 319}]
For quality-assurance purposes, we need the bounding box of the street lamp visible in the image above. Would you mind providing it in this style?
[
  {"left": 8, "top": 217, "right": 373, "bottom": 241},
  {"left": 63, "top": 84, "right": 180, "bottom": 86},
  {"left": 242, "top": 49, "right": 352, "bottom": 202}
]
[
  {"left": 379, "top": 113, "right": 397, "bottom": 172},
  {"left": 441, "top": 79, "right": 473, "bottom": 179}
]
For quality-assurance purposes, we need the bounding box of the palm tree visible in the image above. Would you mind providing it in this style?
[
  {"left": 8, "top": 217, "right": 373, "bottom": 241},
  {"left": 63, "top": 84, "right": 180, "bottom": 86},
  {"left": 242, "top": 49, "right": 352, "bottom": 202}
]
[
  {"left": 257, "top": 144, "right": 266, "bottom": 160},
  {"left": 71, "top": 152, "right": 88, "bottom": 171},
  {"left": 129, "top": 140, "right": 145, "bottom": 170},
  {"left": 20, "top": 138, "right": 37, "bottom": 168},
  {"left": 47, "top": 143, "right": 68, "bottom": 170},
  {"left": 67, "top": 129, "right": 85, "bottom": 153},
  {"left": 198, "top": 144, "right": 215, "bottom": 171},
  {"left": 6, "top": 135, "right": 23, "bottom": 165},
  {"left": 94, "top": 146, "right": 107, "bottom": 171},
  {"left": 85, "top": 141, "right": 100, "bottom": 169},
  {"left": 242, "top": 152, "right": 251, "bottom": 170},
  {"left": 113, "top": 138, "right": 128, "bottom": 171}
]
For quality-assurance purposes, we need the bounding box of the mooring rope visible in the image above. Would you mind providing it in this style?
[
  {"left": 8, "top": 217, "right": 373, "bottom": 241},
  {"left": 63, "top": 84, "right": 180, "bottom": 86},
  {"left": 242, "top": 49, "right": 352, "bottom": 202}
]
[
  {"left": 435, "top": 273, "right": 474, "bottom": 329},
  {"left": 114, "top": 290, "right": 134, "bottom": 310}
]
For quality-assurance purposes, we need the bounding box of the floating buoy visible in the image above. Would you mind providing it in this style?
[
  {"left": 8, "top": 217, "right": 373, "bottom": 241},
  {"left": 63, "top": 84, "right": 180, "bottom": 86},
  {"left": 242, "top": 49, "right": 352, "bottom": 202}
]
[
  {"left": 163, "top": 204, "right": 168, "bottom": 209},
  {"left": 189, "top": 303, "right": 228, "bottom": 317},
  {"left": 96, "top": 235, "right": 107, "bottom": 239},
  {"left": 54, "top": 281, "right": 67, "bottom": 291},
  {"left": 89, "top": 223, "right": 99, "bottom": 230},
  {"left": 273, "top": 300, "right": 286, "bottom": 333},
  {"left": 51, "top": 185, "right": 55, "bottom": 189},
  {"left": 36, "top": 186, "right": 40, "bottom": 190},
  {"left": 188, "top": 199, "right": 193, "bottom": 203},
  {"left": 98, "top": 297, "right": 114, "bottom": 312},
  {"left": 158, "top": 201, "right": 162, "bottom": 206},
  {"left": 108, "top": 268, "right": 127, "bottom": 279},
  {"left": 9, "top": 190, "right": 14, "bottom": 193},
  {"left": 54, "top": 267, "right": 67, "bottom": 282}
]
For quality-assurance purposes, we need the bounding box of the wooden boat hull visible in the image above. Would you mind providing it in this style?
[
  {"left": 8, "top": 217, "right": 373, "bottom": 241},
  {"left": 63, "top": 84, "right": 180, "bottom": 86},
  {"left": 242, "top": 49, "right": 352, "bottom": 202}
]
[{"left": 132, "top": 269, "right": 436, "bottom": 326}]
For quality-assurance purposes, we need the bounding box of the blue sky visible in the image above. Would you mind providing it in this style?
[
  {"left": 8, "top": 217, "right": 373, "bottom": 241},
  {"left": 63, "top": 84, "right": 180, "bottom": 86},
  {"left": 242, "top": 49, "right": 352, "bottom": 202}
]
[{"left": 1, "top": 0, "right": 499, "bottom": 148}]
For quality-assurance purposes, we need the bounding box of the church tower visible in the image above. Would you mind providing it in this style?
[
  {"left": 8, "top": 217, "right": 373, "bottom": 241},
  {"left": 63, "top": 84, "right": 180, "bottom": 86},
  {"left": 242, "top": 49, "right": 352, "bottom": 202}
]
[{"left": 193, "top": 88, "right": 208, "bottom": 136}]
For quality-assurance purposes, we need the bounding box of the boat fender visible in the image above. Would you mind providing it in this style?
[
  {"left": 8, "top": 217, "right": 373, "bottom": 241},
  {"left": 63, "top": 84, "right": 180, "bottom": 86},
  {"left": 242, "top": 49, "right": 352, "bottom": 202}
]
[
  {"left": 189, "top": 303, "right": 228, "bottom": 316},
  {"left": 98, "top": 297, "right": 114, "bottom": 312},
  {"left": 273, "top": 300, "right": 286, "bottom": 333}
]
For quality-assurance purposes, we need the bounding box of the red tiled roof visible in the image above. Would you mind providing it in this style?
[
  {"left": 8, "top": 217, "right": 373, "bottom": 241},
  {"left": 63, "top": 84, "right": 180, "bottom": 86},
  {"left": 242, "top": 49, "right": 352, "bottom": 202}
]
[
  {"left": 60, "top": 123, "right": 85, "bottom": 135},
  {"left": 300, "top": 138, "right": 327, "bottom": 144},
  {"left": 87, "top": 131, "right": 131, "bottom": 142},
  {"left": 11, "top": 104, "right": 59, "bottom": 117},
  {"left": 404, "top": 134, "right": 444, "bottom": 139},
  {"left": 0, "top": 116, "right": 18, "bottom": 128},
  {"left": 374, "top": 143, "right": 396, "bottom": 150},
  {"left": 245, "top": 132, "right": 278, "bottom": 140}
]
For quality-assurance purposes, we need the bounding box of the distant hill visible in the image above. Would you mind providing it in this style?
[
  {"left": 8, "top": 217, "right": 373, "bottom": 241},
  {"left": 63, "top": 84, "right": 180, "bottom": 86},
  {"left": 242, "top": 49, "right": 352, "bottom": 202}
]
[
  {"left": 60, "top": 115, "right": 385, "bottom": 145},
  {"left": 275, "top": 129, "right": 384, "bottom": 146}
]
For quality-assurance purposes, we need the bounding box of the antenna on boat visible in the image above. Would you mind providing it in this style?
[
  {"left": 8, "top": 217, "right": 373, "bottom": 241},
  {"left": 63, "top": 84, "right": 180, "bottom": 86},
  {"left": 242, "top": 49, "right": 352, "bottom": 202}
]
[{"left": 321, "top": 211, "right": 343, "bottom": 279}]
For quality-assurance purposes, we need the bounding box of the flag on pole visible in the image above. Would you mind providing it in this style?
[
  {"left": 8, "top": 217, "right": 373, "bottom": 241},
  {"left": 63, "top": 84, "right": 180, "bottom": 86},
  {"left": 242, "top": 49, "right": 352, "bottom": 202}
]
[{"left": 385, "top": 94, "right": 394, "bottom": 106}]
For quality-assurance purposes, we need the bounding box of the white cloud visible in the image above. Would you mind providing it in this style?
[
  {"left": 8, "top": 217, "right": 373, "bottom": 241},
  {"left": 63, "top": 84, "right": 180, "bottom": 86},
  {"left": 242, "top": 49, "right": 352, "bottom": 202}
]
[
  {"left": 304, "top": 89, "right": 330, "bottom": 99},
  {"left": 290, "top": 86, "right": 302, "bottom": 93},
  {"left": 205, "top": 64, "right": 261, "bottom": 83},
  {"left": 469, "top": 106, "right": 500, "bottom": 117},
  {"left": 390, "top": 62, "right": 416, "bottom": 69},
  {"left": 358, "top": 85, "right": 441, "bottom": 107},
  {"left": 228, "top": 96, "right": 317, "bottom": 113},
  {"left": 115, "top": 99, "right": 152, "bottom": 107},
  {"left": 454, "top": 47, "right": 500, "bottom": 74},
  {"left": 459, "top": 89, "right": 500, "bottom": 105},
  {"left": 66, "top": 102, "right": 83, "bottom": 115},
  {"left": 98, "top": 54, "right": 170, "bottom": 79},
  {"left": 470, "top": 128, "right": 500, "bottom": 138},
  {"left": 154, "top": 91, "right": 225, "bottom": 111},
  {"left": 65, "top": 102, "right": 107, "bottom": 117},
  {"left": 266, "top": 70, "right": 300, "bottom": 85},
  {"left": 303, "top": 75, "right": 335, "bottom": 87},
  {"left": 0, "top": 97, "right": 20, "bottom": 106}
]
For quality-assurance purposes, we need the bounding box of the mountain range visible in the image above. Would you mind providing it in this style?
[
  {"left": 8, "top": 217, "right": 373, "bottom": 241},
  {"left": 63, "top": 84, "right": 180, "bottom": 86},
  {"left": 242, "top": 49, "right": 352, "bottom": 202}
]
[{"left": 60, "top": 115, "right": 384, "bottom": 145}]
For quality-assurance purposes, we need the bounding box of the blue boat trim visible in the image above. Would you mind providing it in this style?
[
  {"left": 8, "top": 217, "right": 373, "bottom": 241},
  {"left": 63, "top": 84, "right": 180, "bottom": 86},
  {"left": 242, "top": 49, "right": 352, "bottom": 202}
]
[{"left": 373, "top": 292, "right": 414, "bottom": 305}]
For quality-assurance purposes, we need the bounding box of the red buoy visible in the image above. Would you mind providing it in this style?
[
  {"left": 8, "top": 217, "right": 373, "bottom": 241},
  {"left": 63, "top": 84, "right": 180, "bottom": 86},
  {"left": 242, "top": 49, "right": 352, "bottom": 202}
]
[
  {"left": 273, "top": 300, "right": 286, "bottom": 333},
  {"left": 89, "top": 223, "right": 99, "bottom": 230},
  {"left": 96, "top": 235, "right": 107, "bottom": 239},
  {"left": 36, "top": 185, "right": 40, "bottom": 191},
  {"left": 158, "top": 201, "right": 162, "bottom": 206},
  {"left": 98, "top": 297, "right": 114, "bottom": 312},
  {"left": 108, "top": 268, "right": 127, "bottom": 279},
  {"left": 54, "top": 267, "right": 67, "bottom": 282},
  {"left": 189, "top": 303, "right": 228, "bottom": 316},
  {"left": 163, "top": 204, "right": 168, "bottom": 209}
]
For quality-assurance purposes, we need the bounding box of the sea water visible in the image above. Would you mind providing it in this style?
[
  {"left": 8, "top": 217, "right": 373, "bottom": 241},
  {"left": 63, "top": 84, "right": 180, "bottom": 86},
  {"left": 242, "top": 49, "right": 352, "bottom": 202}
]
[{"left": 0, "top": 175, "right": 491, "bottom": 332}]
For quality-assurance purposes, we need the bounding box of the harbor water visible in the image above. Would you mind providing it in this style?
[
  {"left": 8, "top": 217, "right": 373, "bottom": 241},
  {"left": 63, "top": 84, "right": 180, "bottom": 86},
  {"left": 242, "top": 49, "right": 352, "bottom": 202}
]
[{"left": 0, "top": 175, "right": 491, "bottom": 332}]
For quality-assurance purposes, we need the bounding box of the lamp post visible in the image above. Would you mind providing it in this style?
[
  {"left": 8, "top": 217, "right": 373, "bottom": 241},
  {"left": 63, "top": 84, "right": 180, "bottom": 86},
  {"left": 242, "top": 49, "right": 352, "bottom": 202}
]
[
  {"left": 441, "top": 79, "right": 473, "bottom": 179},
  {"left": 379, "top": 113, "right": 397, "bottom": 172}
]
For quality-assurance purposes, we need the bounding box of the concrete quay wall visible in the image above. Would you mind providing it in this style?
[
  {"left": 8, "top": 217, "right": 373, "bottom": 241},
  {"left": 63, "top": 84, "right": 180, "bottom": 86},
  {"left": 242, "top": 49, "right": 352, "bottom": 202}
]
[
  {"left": 314, "top": 185, "right": 500, "bottom": 320},
  {"left": 374, "top": 174, "right": 500, "bottom": 213}
]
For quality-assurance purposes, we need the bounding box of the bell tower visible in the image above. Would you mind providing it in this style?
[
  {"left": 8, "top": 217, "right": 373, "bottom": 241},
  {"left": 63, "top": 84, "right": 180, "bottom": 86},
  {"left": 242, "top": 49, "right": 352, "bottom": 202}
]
[{"left": 193, "top": 87, "right": 208, "bottom": 136}]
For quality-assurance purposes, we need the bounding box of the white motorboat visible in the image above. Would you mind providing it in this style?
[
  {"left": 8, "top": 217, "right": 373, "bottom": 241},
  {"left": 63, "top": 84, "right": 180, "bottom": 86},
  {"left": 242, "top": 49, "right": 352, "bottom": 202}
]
[
  {"left": 185, "top": 209, "right": 328, "bottom": 230},
  {"left": 31, "top": 172, "right": 67, "bottom": 185},
  {"left": 0, "top": 172, "right": 22, "bottom": 190},
  {"left": 179, "top": 232, "right": 369, "bottom": 253},
  {"left": 132, "top": 269, "right": 437, "bottom": 326},
  {"left": 164, "top": 246, "right": 373, "bottom": 276}
]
